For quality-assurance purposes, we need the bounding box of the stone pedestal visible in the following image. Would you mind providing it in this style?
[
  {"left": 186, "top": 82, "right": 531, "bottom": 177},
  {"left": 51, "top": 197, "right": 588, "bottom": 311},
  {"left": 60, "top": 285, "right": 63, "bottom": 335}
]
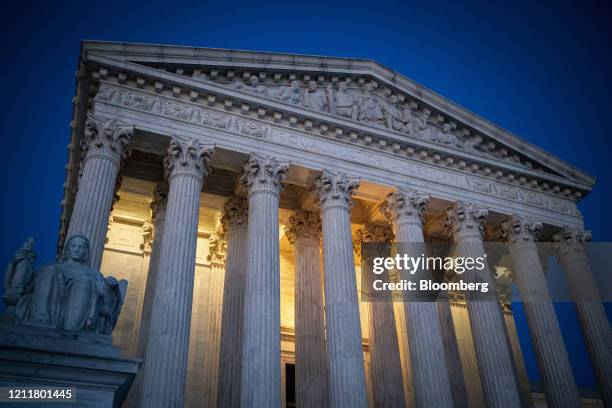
[
  {"left": 0, "top": 324, "right": 140, "bottom": 408},
  {"left": 239, "top": 154, "right": 288, "bottom": 408},
  {"left": 315, "top": 170, "right": 368, "bottom": 408}
]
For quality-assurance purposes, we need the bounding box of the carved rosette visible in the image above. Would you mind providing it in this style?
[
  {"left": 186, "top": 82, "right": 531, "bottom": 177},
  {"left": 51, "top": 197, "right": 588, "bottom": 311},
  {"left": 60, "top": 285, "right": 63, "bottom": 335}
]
[
  {"left": 552, "top": 226, "right": 592, "bottom": 258},
  {"left": 353, "top": 223, "right": 394, "bottom": 258},
  {"left": 284, "top": 210, "right": 322, "bottom": 245},
  {"left": 313, "top": 170, "right": 359, "bottom": 212},
  {"left": 381, "top": 188, "right": 430, "bottom": 227},
  {"left": 497, "top": 215, "right": 542, "bottom": 246},
  {"left": 240, "top": 153, "right": 289, "bottom": 195},
  {"left": 220, "top": 196, "right": 248, "bottom": 234},
  {"left": 163, "top": 137, "right": 215, "bottom": 181},
  {"left": 82, "top": 114, "right": 134, "bottom": 167},
  {"left": 207, "top": 233, "right": 227, "bottom": 267},
  {"left": 443, "top": 202, "right": 489, "bottom": 241}
]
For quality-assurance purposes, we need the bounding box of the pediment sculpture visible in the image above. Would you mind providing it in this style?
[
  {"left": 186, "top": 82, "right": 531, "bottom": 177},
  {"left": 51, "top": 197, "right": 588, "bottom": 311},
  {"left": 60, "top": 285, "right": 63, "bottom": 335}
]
[{"left": 2, "top": 235, "right": 127, "bottom": 336}]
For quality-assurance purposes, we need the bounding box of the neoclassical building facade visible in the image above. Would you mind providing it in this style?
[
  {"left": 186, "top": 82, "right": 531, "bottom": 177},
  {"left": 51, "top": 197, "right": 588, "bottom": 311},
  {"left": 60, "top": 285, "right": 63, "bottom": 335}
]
[{"left": 56, "top": 41, "right": 609, "bottom": 407}]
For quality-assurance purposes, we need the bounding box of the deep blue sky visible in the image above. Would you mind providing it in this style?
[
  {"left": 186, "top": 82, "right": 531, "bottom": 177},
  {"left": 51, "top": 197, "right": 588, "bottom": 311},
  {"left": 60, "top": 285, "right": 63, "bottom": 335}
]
[{"left": 1, "top": 0, "right": 610, "bottom": 393}]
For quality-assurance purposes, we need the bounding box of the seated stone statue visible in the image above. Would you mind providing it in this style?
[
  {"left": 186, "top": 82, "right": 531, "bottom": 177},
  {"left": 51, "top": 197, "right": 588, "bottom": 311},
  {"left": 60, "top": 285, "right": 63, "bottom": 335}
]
[{"left": 6, "top": 235, "right": 127, "bottom": 336}]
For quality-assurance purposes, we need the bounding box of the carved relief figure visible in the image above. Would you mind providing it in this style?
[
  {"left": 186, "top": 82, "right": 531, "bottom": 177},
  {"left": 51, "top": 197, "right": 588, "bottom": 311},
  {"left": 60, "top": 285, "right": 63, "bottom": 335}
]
[
  {"left": 8, "top": 235, "right": 127, "bottom": 335},
  {"left": 229, "top": 75, "right": 268, "bottom": 95},
  {"left": 358, "top": 83, "right": 384, "bottom": 124},
  {"left": 383, "top": 94, "right": 410, "bottom": 131},
  {"left": 328, "top": 81, "right": 358, "bottom": 120},
  {"left": 302, "top": 81, "right": 327, "bottom": 111},
  {"left": 275, "top": 80, "right": 302, "bottom": 104}
]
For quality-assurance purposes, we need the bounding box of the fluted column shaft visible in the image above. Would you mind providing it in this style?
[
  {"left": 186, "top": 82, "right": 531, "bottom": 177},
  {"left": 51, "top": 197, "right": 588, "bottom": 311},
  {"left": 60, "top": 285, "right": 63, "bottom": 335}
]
[
  {"left": 444, "top": 203, "right": 521, "bottom": 408},
  {"left": 139, "top": 138, "right": 214, "bottom": 408},
  {"left": 355, "top": 224, "right": 405, "bottom": 408},
  {"left": 315, "top": 170, "right": 368, "bottom": 408},
  {"left": 554, "top": 228, "right": 612, "bottom": 407},
  {"left": 286, "top": 211, "right": 329, "bottom": 408},
  {"left": 382, "top": 189, "right": 454, "bottom": 408},
  {"left": 240, "top": 155, "right": 288, "bottom": 408},
  {"left": 127, "top": 183, "right": 168, "bottom": 408},
  {"left": 217, "top": 197, "right": 248, "bottom": 408},
  {"left": 500, "top": 217, "right": 580, "bottom": 408},
  {"left": 66, "top": 114, "right": 133, "bottom": 270}
]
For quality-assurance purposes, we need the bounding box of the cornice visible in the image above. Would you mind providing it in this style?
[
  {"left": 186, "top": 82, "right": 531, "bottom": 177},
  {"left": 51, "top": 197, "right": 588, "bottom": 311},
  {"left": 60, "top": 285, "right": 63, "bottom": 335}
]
[{"left": 81, "top": 40, "right": 595, "bottom": 188}]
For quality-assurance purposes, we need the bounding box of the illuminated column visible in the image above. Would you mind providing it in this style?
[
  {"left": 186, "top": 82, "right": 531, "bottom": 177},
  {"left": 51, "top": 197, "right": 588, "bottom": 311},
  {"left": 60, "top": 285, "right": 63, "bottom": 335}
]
[
  {"left": 66, "top": 114, "right": 133, "bottom": 269},
  {"left": 382, "top": 189, "right": 454, "bottom": 408},
  {"left": 499, "top": 216, "right": 580, "bottom": 407},
  {"left": 285, "top": 210, "right": 329, "bottom": 408},
  {"left": 139, "top": 137, "right": 214, "bottom": 407},
  {"left": 354, "top": 223, "right": 406, "bottom": 408},
  {"left": 315, "top": 170, "right": 368, "bottom": 408},
  {"left": 201, "top": 233, "right": 226, "bottom": 407},
  {"left": 240, "top": 154, "right": 289, "bottom": 408},
  {"left": 443, "top": 202, "right": 521, "bottom": 407},
  {"left": 553, "top": 227, "right": 612, "bottom": 407},
  {"left": 128, "top": 182, "right": 168, "bottom": 408},
  {"left": 217, "top": 197, "right": 248, "bottom": 408}
]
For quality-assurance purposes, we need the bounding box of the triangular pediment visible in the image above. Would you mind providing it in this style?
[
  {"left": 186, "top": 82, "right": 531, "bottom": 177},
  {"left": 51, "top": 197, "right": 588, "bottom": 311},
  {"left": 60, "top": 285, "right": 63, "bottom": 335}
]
[{"left": 81, "top": 41, "right": 595, "bottom": 199}]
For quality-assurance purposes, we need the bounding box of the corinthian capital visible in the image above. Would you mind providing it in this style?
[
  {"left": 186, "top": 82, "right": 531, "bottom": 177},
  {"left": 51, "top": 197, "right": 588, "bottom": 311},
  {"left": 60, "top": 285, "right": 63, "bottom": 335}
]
[
  {"left": 163, "top": 137, "right": 215, "bottom": 181},
  {"left": 150, "top": 182, "right": 169, "bottom": 221},
  {"left": 313, "top": 170, "right": 359, "bottom": 211},
  {"left": 353, "top": 223, "right": 394, "bottom": 257},
  {"left": 552, "top": 226, "right": 592, "bottom": 257},
  {"left": 220, "top": 196, "right": 248, "bottom": 233},
  {"left": 381, "top": 188, "right": 430, "bottom": 226},
  {"left": 240, "top": 153, "right": 289, "bottom": 195},
  {"left": 82, "top": 114, "right": 134, "bottom": 166},
  {"left": 207, "top": 233, "right": 227, "bottom": 266},
  {"left": 497, "top": 215, "right": 542, "bottom": 243},
  {"left": 284, "top": 210, "right": 321, "bottom": 245},
  {"left": 443, "top": 202, "right": 488, "bottom": 240}
]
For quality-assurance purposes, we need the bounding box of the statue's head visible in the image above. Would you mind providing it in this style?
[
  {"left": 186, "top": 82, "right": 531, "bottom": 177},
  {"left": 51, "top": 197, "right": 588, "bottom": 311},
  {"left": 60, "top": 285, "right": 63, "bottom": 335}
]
[
  {"left": 307, "top": 81, "right": 317, "bottom": 91},
  {"left": 290, "top": 80, "right": 300, "bottom": 90},
  {"left": 249, "top": 76, "right": 259, "bottom": 86},
  {"left": 338, "top": 81, "right": 348, "bottom": 91},
  {"left": 62, "top": 235, "right": 90, "bottom": 264}
]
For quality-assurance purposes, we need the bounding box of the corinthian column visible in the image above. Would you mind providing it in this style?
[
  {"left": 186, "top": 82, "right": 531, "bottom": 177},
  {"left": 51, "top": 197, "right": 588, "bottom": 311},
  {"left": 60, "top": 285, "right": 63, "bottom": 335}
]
[
  {"left": 239, "top": 154, "right": 289, "bottom": 408},
  {"left": 201, "top": 233, "right": 226, "bottom": 407},
  {"left": 553, "top": 227, "right": 612, "bottom": 407},
  {"left": 217, "top": 197, "right": 248, "bottom": 408},
  {"left": 139, "top": 137, "right": 214, "bottom": 408},
  {"left": 285, "top": 210, "right": 329, "bottom": 408},
  {"left": 66, "top": 114, "right": 133, "bottom": 269},
  {"left": 128, "top": 182, "right": 168, "bottom": 408},
  {"left": 314, "top": 170, "right": 368, "bottom": 408},
  {"left": 498, "top": 216, "right": 581, "bottom": 407},
  {"left": 382, "top": 189, "right": 454, "bottom": 408},
  {"left": 354, "top": 223, "right": 405, "bottom": 408},
  {"left": 443, "top": 202, "right": 521, "bottom": 408}
]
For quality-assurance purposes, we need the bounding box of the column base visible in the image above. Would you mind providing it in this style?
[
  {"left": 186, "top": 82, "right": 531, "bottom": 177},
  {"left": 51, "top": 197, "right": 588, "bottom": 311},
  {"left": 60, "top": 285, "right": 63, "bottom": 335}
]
[{"left": 0, "top": 323, "right": 141, "bottom": 407}]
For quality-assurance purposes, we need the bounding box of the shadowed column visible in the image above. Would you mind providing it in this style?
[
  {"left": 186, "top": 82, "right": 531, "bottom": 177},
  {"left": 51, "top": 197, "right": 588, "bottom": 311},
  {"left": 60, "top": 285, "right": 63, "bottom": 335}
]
[
  {"left": 382, "top": 189, "right": 455, "bottom": 408},
  {"left": 66, "top": 114, "right": 133, "bottom": 270},
  {"left": 498, "top": 216, "right": 581, "bottom": 408},
  {"left": 554, "top": 227, "right": 612, "bottom": 407},
  {"left": 354, "top": 223, "right": 406, "bottom": 408},
  {"left": 139, "top": 137, "right": 214, "bottom": 408},
  {"left": 314, "top": 170, "right": 368, "bottom": 408},
  {"left": 285, "top": 210, "right": 329, "bottom": 408},
  {"left": 443, "top": 202, "right": 521, "bottom": 408},
  {"left": 239, "top": 154, "right": 289, "bottom": 408},
  {"left": 217, "top": 197, "right": 248, "bottom": 408}
]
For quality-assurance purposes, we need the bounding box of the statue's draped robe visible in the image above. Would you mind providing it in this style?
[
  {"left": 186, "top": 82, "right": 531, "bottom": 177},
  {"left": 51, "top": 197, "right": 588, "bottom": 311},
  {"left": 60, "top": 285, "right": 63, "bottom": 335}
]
[{"left": 16, "top": 262, "right": 122, "bottom": 334}]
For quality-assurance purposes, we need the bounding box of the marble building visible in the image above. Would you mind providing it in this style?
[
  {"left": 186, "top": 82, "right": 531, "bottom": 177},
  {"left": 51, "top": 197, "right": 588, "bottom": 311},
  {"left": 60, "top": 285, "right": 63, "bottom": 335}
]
[{"left": 49, "top": 41, "right": 610, "bottom": 407}]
